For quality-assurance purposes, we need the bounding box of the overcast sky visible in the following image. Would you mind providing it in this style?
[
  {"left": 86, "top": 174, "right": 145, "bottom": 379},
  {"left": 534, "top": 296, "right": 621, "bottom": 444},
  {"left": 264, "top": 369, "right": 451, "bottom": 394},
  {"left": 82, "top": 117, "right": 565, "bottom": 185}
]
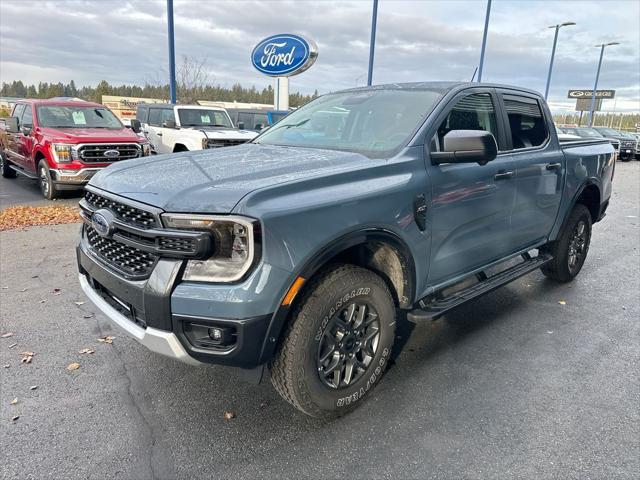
[{"left": 1, "top": 0, "right": 639, "bottom": 112}]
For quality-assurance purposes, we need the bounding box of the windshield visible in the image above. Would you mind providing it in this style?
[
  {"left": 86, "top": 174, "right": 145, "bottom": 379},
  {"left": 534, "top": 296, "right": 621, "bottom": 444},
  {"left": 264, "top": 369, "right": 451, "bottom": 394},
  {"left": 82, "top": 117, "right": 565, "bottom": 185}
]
[
  {"left": 254, "top": 89, "right": 444, "bottom": 158},
  {"left": 178, "top": 109, "right": 232, "bottom": 128},
  {"left": 572, "top": 128, "right": 603, "bottom": 138},
  {"left": 37, "top": 106, "right": 123, "bottom": 129}
]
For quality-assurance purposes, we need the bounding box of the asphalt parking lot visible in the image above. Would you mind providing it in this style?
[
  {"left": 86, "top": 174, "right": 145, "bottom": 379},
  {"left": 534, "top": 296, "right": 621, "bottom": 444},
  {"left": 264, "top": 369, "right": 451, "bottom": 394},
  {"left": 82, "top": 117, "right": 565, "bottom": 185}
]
[
  {"left": 1, "top": 162, "right": 639, "bottom": 480},
  {"left": 0, "top": 174, "right": 81, "bottom": 209}
]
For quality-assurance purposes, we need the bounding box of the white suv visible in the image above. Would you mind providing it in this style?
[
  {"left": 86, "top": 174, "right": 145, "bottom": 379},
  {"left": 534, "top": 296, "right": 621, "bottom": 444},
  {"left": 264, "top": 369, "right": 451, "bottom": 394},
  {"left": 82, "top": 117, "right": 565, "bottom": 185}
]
[{"left": 136, "top": 104, "right": 257, "bottom": 154}]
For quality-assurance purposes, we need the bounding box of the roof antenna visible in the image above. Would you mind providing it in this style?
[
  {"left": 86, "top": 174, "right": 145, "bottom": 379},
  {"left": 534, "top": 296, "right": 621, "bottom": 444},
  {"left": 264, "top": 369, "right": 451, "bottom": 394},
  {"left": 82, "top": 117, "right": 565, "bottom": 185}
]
[{"left": 470, "top": 66, "right": 478, "bottom": 82}]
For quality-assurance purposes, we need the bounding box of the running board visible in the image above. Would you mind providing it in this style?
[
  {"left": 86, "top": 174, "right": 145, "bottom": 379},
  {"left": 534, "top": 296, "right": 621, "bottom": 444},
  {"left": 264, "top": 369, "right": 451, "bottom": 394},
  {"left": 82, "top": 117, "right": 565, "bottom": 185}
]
[
  {"left": 408, "top": 253, "right": 553, "bottom": 322},
  {"left": 10, "top": 165, "right": 37, "bottom": 179}
]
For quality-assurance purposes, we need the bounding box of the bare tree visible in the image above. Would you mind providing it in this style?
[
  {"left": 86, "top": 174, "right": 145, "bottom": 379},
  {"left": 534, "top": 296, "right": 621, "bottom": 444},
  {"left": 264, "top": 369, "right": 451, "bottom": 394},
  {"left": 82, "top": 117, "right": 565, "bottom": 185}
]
[{"left": 177, "top": 55, "right": 211, "bottom": 103}]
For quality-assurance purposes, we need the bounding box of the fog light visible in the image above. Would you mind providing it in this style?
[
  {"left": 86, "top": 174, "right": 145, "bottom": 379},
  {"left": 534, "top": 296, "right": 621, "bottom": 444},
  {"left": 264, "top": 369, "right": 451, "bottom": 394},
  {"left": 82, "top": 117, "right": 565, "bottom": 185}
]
[
  {"left": 184, "top": 322, "right": 236, "bottom": 349},
  {"left": 209, "top": 328, "right": 223, "bottom": 341}
]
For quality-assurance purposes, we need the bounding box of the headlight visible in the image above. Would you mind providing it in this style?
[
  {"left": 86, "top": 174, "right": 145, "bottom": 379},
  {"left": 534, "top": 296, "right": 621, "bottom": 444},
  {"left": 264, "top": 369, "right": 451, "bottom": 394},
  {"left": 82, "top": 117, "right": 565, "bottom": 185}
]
[
  {"left": 51, "top": 143, "right": 77, "bottom": 163},
  {"left": 141, "top": 142, "right": 151, "bottom": 156},
  {"left": 162, "top": 214, "right": 258, "bottom": 282}
]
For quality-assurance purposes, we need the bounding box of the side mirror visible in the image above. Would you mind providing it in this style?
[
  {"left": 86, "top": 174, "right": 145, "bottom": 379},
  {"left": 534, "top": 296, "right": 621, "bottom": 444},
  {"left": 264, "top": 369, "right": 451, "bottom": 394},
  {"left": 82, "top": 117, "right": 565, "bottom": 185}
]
[
  {"left": 431, "top": 130, "right": 497, "bottom": 165},
  {"left": 5, "top": 117, "right": 19, "bottom": 133},
  {"left": 21, "top": 125, "right": 32, "bottom": 136},
  {"left": 255, "top": 123, "right": 264, "bottom": 131},
  {"left": 130, "top": 119, "right": 142, "bottom": 133},
  {"left": 162, "top": 119, "right": 176, "bottom": 129},
  {"left": 237, "top": 122, "right": 245, "bottom": 130}
]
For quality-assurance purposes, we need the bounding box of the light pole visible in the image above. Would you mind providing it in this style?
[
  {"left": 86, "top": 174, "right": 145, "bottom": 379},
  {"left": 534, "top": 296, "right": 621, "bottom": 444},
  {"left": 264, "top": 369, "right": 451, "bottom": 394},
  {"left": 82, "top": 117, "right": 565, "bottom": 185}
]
[
  {"left": 544, "top": 21, "right": 575, "bottom": 100},
  {"left": 477, "top": 0, "right": 492, "bottom": 82},
  {"left": 367, "top": 0, "right": 379, "bottom": 86},
  {"left": 588, "top": 42, "right": 619, "bottom": 127},
  {"left": 167, "top": 0, "right": 177, "bottom": 103}
]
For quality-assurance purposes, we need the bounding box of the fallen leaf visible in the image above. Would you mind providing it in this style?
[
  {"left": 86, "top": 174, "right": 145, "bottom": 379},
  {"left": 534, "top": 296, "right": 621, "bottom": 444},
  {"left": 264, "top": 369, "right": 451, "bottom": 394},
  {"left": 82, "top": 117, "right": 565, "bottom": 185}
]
[
  {"left": 3, "top": 364, "right": 10, "bottom": 369},
  {"left": 20, "top": 288, "right": 28, "bottom": 292},
  {"left": 8, "top": 343, "right": 17, "bottom": 348},
  {"left": 20, "top": 352, "right": 34, "bottom": 364},
  {"left": 223, "top": 411, "right": 236, "bottom": 420},
  {"left": 97, "top": 336, "right": 115, "bottom": 344},
  {"left": 39, "top": 299, "right": 46, "bottom": 304},
  {"left": 29, "top": 385, "right": 38, "bottom": 390},
  {"left": 78, "top": 348, "right": 95, "bottom": 354},
  {"left": 0, "top": 205, "right": 80, "bottom": 231},
  {"left": 10, "top": 398, "right": 17, "bottom": 405},
  {"left": 74, "top": 301, "right": 86, "bottom": 306},
  {"left": 31, "top": 275, "right": 39, "bottom": 278},
  {"left": 53, "top": 288, "right": 61, "bottom": 296},
  {"left": 67, "top": 362, "right": 81, "bottom": 371},
  {"left": 547, "top": 331, "right": 554, "bottom": 334},
  {"left": 83, "top": 314, "right": 94, "bottom": 319},
  {"left": 1, "top": 332, "right": 14, "bottom": 338},
  {"left": 11, "top": 415, "right": 19, "bottom": 422},
  {"left": 558, "top": 300, "right": 566, "bottom": 305}
]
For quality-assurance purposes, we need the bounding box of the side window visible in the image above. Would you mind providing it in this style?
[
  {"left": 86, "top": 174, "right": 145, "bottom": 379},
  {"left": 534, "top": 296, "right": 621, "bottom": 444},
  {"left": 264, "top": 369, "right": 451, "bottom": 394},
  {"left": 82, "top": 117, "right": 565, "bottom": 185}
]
[
  {"left": 432, "top": 93, "right": 498, "bottom": 151},
  {"left": 160, "top": 109, "right": 175, "bottom": 125},
  {"left": 21, "top": 106, "right": 33, "bottom": 128},
  {"left": 503, "top": 94, "right": 548, "bottom": 149},
  {"left": 12, "top": 104, "right": 25, "bottom": 122},
  {"left": 136, "top": 106, "right": 148, "bottom": 123},
  {"left": 148, "top": 108, "right": 162, "bottom": 126}
]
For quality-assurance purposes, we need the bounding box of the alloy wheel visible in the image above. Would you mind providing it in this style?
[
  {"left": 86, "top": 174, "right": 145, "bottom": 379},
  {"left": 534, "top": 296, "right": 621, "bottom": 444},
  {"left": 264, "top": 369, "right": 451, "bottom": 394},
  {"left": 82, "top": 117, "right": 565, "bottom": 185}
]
[
  {"left": 316, "top": 302, "right": 381, "bottom": 389},
  {"left": 568, "top": 220, "right": 587, "bottom": 272}
]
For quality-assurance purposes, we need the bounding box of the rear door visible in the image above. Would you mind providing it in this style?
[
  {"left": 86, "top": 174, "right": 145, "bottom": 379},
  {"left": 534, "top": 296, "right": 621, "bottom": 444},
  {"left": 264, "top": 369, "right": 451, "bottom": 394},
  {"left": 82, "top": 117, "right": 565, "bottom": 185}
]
[
  {"left": 497, "top": 90, "right": 564, "bottom": 250},
  {"left": 145, "top": 108, "right": 167, "bottom": 154},
  {"left": 425, "top": 88, "right": 517, "bottom": 285}
]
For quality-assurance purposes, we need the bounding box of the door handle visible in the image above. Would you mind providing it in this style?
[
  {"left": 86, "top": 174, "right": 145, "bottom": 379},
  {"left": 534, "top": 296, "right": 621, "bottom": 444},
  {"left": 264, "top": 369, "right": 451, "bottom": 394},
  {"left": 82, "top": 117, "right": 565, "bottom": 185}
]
[
  {"left": 143, "top": 131, "right": 148, "bottom": 134},
  {"left": 494, "top": 170, "right": 514, "bottom": 180},
  {"left": 156, "top": 132, "right": 163, "bottom": 136},
  {"left": 546, "top": 162, "right": 561, "bottom": 170}
]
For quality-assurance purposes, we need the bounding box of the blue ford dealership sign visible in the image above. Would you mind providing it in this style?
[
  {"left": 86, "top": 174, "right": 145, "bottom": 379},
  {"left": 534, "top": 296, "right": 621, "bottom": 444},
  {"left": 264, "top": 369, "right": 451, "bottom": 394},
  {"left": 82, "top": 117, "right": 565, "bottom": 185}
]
[{"left": 251, "top": 34, "right": 318, "bottom": 77}]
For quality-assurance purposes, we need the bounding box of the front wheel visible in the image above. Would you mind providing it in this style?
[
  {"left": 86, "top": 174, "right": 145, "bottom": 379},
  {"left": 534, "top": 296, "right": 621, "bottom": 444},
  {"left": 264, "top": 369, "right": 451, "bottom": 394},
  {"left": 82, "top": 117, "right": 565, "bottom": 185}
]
[
  {"left": 541, "top": 204, "right": 592, "bottom": 282},
  {"left": 270, "top": 264, "right": 396, "bottom": 418},
  {"left": 38, "top": 160, "right": 61, "bottom": 200}
]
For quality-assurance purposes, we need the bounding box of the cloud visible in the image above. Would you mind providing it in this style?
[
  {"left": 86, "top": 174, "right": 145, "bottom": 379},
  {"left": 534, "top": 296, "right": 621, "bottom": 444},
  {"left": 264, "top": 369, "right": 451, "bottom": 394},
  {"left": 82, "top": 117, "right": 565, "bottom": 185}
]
[{"left": 0, "top": 0, "right": 638, "bottom": 111}]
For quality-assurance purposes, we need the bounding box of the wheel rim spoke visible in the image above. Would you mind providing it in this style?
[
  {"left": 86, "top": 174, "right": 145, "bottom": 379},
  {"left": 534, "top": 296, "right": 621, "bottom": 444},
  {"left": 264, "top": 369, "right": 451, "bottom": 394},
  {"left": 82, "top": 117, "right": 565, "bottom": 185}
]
[{"left": 316, "top": 300, "right": 381, "bottom": 390}]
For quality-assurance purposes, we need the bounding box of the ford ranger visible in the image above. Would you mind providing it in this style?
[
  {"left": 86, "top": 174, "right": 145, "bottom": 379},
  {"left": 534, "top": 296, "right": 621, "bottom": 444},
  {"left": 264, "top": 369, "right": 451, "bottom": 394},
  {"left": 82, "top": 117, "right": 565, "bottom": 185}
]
[
  {"left": 77, "top": 82, "right": 614, "bottom": 418},
  {"left": 1, "top": 99, "right": 151, "bottom": 199}
]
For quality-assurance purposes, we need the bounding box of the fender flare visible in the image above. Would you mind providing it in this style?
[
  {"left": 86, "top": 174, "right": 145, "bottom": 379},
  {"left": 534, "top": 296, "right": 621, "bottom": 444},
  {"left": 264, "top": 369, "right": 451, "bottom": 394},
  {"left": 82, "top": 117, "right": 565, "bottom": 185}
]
[
  {"left": 257, "top": 228, "right": 416, "bottom": 364},
  {"left": 550, "top": 178, "right": 601, "bottom": 242}
]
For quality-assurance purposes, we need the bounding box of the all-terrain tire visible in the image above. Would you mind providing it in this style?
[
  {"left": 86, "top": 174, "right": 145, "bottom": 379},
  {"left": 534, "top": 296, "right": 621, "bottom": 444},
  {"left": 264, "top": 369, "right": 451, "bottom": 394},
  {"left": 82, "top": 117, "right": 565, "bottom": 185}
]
[
  {"left": 0, "top": 150, "right": 17, "bottom": 178},
  {"left": 270, "top": 264, "right": 396, "bottom": 418},
  {"left": 541, "top": 204, "right": 592, "bottom": 282},
  {"left": 38, "top": 160, "right": 61, "bottom": 200}
]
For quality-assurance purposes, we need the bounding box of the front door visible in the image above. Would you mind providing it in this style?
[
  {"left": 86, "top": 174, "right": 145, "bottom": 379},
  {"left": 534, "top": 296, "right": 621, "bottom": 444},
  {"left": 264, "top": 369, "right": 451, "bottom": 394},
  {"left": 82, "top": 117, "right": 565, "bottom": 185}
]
[
  {"left": 498, "top": 91, "right": 564, "bottom": 250},
  {"left": 426, "top": 90, "right": 517, "bottom": 285}
]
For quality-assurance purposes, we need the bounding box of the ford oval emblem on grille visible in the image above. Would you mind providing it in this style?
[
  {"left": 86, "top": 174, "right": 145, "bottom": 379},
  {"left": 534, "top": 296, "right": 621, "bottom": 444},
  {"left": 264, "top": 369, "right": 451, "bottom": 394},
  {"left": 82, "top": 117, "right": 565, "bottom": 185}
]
[
  {"left": 103, "top": 149, "right": 120, "bottom": 159},
  {"left": 91, "top": 209, "right": 114, "bottom": 237}
]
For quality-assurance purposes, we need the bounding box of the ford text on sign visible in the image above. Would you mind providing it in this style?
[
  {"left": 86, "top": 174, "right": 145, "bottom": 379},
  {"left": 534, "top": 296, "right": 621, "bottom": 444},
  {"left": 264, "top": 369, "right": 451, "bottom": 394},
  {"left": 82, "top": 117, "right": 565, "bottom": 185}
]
[{"left": 251, "top": 34, "right": 318, "bottom": 77}]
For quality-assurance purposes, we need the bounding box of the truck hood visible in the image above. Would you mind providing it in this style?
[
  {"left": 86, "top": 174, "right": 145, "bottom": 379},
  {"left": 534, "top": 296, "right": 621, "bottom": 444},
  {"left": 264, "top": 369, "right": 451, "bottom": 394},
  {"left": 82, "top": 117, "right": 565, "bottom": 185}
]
[
  {"left": 39, "top": 127, "right": 143, "bottom": 143},
  {"left": 89, "top": 143, "right": 372, "bottom": 213},
  {"left": 199, "top": 128, "right": 257, "bottom": 140}
]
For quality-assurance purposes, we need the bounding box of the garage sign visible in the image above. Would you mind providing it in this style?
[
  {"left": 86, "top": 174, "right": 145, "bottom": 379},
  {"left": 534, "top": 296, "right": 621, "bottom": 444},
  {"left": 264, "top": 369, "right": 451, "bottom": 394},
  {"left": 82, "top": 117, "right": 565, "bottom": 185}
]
[{"left": 251, "top": 34, "right": 318, "bottom": 77}]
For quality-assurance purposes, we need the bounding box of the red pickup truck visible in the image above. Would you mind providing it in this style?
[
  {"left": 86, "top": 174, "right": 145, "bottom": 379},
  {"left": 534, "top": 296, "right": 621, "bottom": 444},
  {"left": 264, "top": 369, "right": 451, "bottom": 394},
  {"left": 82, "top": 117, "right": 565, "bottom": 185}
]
[{"left": 0, "top": 99, "right": 150, "bottom": 199}]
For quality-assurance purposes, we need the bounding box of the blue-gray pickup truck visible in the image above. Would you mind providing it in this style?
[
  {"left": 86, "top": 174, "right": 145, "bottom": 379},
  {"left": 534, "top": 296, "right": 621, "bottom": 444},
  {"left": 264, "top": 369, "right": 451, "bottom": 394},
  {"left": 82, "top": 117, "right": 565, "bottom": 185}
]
[{"left": 77, "top": 82, "right": 614, "bottom": 418}]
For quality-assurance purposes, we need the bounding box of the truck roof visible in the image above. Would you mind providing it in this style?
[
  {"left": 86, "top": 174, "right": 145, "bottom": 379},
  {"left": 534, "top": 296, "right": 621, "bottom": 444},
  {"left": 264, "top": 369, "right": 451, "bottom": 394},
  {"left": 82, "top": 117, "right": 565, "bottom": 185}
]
[
  {"left": 343, "top": 81, "right": 543, "bottom": 97},
  {"left": 17, "top": 98, "right": 105, "bottom": 108}
]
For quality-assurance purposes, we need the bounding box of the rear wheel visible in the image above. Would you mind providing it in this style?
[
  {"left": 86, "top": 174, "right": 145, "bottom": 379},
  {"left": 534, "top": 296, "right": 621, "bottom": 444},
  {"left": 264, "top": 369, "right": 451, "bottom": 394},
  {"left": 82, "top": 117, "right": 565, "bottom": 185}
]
[
  {"left": 541, "top": 204, "right": 592, "bottom": 282},
  {"left": 0, "top": 150, "right": 17, "bottom": 178},
  {"left": 38, "top": 160, "right": 61, "bottom": 200},
  {"left": 270, "top": 264, "right": 396, "bottom": 418}
]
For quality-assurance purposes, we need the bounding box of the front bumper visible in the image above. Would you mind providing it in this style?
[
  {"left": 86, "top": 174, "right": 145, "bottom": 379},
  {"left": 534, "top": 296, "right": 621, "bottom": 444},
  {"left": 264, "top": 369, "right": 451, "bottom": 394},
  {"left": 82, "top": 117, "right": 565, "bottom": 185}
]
[
  {"left": 77, "top": 232, "right": 285, "bottom": 368},
  {"left": 79, "top": 273, "right": 201, "bottom": 365},
  {"left": 51, "top": 167, "right": 101, "bottom": 188}
]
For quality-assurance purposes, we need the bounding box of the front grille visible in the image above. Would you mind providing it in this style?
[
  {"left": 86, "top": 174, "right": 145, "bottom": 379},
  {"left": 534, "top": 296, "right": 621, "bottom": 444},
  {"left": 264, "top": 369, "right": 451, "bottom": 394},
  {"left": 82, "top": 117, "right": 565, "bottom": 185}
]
[
  {"left": 84, "top": 191, "right": 158, "bottom": 229},
  {"left": 206, "top": 139, "right": 247, "bottom": 148},
  {"left": 86, "top": 225, "right": 158, "bottom": 278},
  {"left": 158, "top": 236, "right": 197, "bottom": 252},
  {"left": 79, "top": 143, "right": 141, "bottom": 163}
]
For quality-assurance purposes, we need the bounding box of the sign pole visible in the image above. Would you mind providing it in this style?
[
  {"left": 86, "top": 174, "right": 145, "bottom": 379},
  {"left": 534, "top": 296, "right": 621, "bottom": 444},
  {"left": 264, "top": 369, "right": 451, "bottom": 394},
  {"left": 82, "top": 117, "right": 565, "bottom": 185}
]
[
  {"left": 588, "top": 44, "right": 605, "bottom": 127},
  {"left": 477, "top": 0, "right": 492, "bottom": 82},
  {"left": 167, "top": 0, "right": 177, "bottom": 103},
  {"left": 367, "top": 0, "right": 379, "bottom": 86},
  {"left": 544, "top": 26, "right": 560, "bottom": 100}
]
